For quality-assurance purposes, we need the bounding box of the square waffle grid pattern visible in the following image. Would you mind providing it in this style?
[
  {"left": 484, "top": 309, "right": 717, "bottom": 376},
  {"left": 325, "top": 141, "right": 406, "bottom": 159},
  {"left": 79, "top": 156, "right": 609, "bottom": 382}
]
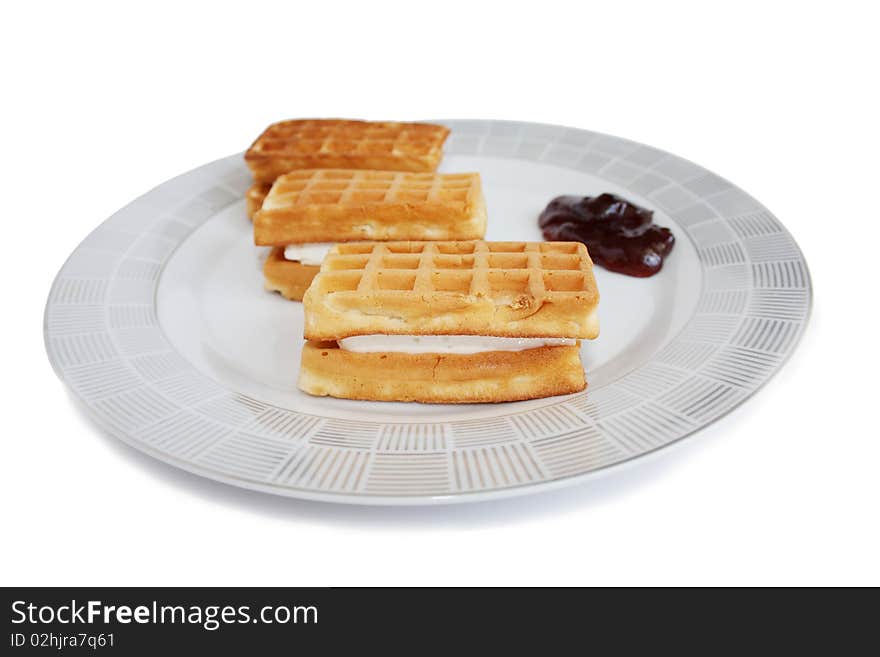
[
  {"left": 266, "top": 170, "right": 476, "bottom": 208},
  {"left": 246, "top": 120, "right": 449, "bottom": 181},
  {"left": 45, "top": 120, "right": 812, "bottom": 503},
  {"left": 316, "top": 240, "right": 593, "bottom": 305}
]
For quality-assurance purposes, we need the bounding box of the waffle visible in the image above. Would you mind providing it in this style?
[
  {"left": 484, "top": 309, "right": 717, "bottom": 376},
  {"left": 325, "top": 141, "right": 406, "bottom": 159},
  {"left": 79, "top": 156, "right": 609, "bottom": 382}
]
[
  {"left": 254, "top": 170, "right": 486, "bottom": 245},
  {"left": 263, "top": 247, "right": 319, "bottom": 301},
  {"left": 299, "top": 341, "right": 586, "bottom": 403},
  {"left": 303, "top": 241, "right": 600, "bottom": 341},
  {"left": 245, "top": 119, "right": 450, "bottom": 183},
  {"left": 246, "top": 182, "right": 271, "bottom": 220}
]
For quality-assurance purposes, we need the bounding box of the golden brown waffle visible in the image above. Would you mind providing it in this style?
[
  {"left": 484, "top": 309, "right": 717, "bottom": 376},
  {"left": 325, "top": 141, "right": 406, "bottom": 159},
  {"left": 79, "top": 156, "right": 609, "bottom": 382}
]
[
  {"left": 245, "top": 119, "right": 450, "bottom": 183},
  {"left": 263, "top": 247, "right": 319, "bottom": 301},
  {"left": 303, "top": 241, "right": 600, "bottom": 341},
  {"left": 246, "top": 182, "right": 271, "bottom": 220},
  {"left": 254, "top": 170, "right": 486, "bottom": 245},
  {"left": 299, "top": 341, "right": 586, "bottom": 403}
]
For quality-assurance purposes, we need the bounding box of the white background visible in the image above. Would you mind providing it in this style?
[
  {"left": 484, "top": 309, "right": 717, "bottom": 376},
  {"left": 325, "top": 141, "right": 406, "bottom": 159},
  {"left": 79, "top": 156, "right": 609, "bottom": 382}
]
[{"left": 2, "top": 1, "right": 878, "bottom": 586}]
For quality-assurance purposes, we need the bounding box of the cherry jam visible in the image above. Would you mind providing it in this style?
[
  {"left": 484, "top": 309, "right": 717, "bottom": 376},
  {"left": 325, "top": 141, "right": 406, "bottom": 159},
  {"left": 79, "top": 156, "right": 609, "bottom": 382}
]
[{"left": 539, "top": 193, "right": 675, "bottom": 277}]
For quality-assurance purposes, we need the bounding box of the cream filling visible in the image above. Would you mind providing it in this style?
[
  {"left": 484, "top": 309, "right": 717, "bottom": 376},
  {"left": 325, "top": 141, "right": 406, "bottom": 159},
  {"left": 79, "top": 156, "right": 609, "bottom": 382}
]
[
  {"left": 283, "top": 243, "right": 334, "bottom": 265},
  {"left": 337, "top": 335, "right": 576, "bottom": 355}
]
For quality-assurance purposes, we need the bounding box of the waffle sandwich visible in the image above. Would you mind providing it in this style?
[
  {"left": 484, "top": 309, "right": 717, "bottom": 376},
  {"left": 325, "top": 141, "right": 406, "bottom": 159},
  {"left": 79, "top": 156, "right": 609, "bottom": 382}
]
[
  {"left": 245, "top": 119, "right": 450, "bottom": 184},
  {"left": 299, "top": 241, "right": 599, "bottom": 403},
  {"left": 254, "top": 170, "right": 487, "bottom": 301}
]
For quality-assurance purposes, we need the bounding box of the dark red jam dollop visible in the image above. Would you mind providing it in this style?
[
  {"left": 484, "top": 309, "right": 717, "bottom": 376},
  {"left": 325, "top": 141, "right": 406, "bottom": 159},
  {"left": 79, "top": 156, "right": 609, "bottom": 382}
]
[{"left": 539, "top": 193, "right": 675, "bottom": 277}]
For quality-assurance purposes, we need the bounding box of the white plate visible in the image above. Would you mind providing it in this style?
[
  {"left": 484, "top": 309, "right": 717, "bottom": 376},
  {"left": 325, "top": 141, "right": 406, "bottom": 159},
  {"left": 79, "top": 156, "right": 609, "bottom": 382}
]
[{"left": 44, "top": 120, "right": 812, "bottom": 505}]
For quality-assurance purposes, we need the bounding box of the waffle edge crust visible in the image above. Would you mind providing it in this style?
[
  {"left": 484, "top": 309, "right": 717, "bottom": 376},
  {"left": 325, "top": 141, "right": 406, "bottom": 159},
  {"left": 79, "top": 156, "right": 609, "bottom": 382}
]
[
  {"left": 298, "top": 341, "right": 586, "bottom": 403},
  {"left": 246, "top": 182, "right": 271, "bottom": 220},
  {"left": 245, "top": 119, "right": 450, "bottom": 183},
  {"left": 263, "top": 248, "right": 320, "bottom": 301}
]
